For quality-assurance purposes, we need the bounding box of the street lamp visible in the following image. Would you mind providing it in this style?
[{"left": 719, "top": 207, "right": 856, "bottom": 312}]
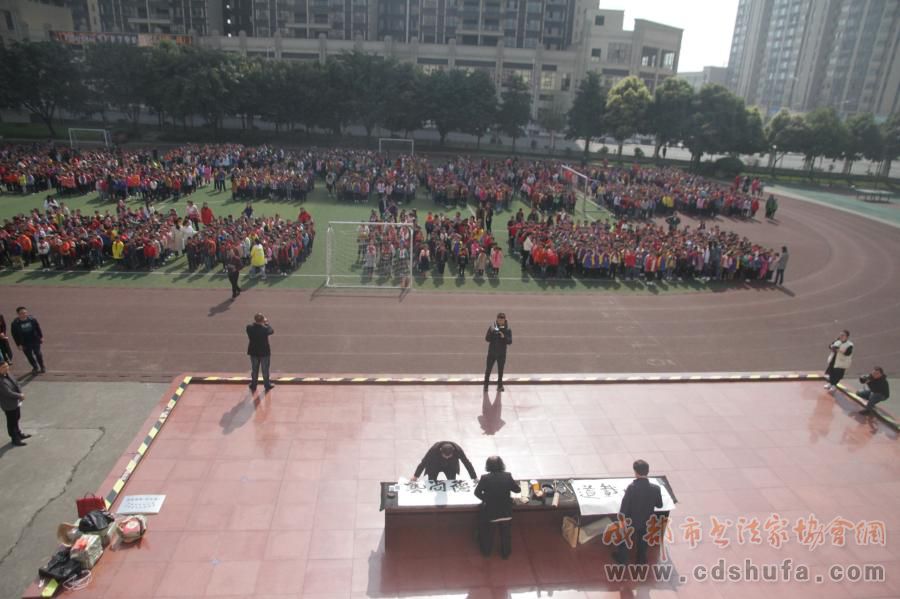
[{"left": 770, "top": 144, "right": 778, "bottom": 177}]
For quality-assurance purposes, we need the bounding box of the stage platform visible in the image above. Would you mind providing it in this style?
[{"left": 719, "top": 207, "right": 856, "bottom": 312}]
[{"left": 36, "top": 376, "right": 900, "bottom": 599}]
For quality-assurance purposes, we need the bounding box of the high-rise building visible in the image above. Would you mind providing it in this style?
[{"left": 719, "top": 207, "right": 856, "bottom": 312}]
[
  {"left": 0, "top": 0, "right": 73, "bottom": 44},
  {"left": 679, "top": 66, "right": 728, "bottom": 91},
  {"left": 727, "top": 0, "right": 900, "bottom": 118},
  {"left": 92, "top": 0, "right": 219, "bottom": 34}
]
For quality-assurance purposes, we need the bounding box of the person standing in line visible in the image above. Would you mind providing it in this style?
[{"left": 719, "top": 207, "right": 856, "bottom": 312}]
[
  {"left": 857, "top": 367, "right": 890, "bottom": 415},
  {"left": 774, "top": 246, "right": 789, "bottom": 286},
  {"left": 226, "top": 249, "right": 242, "bottom": 299},
  {"left": 0, "top": 360, "right": 31, "bottom": 446},
  {"left": 10, "top": 307, "right": 45, "bottom": 375},
  {"left": 825, "top": 330, "right": 853, "bottom": 392},
  {"left": 474, "top": 455, "right": 519, "bottom": 559},
  {"left": 0, "top": 315, "right": 13, "bottom": 364},
  {"left": 246, "top": 313, "right": 275, "bottom": 393},
  {"left": 484, "top": 312, "right": 512, "bottom": 392},
  {"left": 614, "top": 459, "right": 663, "bottom": 565}
]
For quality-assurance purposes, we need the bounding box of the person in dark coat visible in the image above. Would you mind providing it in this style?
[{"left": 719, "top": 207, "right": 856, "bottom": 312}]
[
  {"left": 10, "top": 306, "right": 45, "bottom": 375},
  {"left": 0, "top": 360, "right": 31, "bottom": 446},
  {"left": 411, "top": 441, "right": 477, "bottom": 481},
  {"left": 246, "top": 313, "right": 274, "bottom": 393},
  {"left": 0, "top": 315, "right": 13, "bottom": 364},
  {"left": 474, "top": 455, "right": 520, "bottom": 558},
  {"left": 483, "top": 312, "right": 512, "bottom": 392},
  {"left": 614, "top": 459, "right": 663, "bottom": 565},
  {"left": 226, "top": 249, "right": 242, "bottom": 299}
]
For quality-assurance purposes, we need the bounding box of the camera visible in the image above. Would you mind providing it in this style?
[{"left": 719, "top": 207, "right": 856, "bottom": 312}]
[{"left": 859, "top": 375, "right": 871, "bottom": 384}]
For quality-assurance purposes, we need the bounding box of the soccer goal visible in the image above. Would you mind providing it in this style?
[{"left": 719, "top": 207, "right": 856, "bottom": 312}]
[
  {"left": 561, "top": 164, "right": 606, "bottom": 222},
  {"left": 325, "top": 221, "right": 415, "bottom": 289},
  {"left": 378, "top": 137, "right": 415, "bottom": 157},
  {"left": 69, "top": 128, "right": 111, "bottom": 149}
]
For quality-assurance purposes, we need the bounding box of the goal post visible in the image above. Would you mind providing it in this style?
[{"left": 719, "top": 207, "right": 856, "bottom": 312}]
[
  {"left": 378, "top": 137, "right": 415, "bottom": 156},
  {"left": 69, "top": 128, "right": 111, "bottom": 149},
  {"left": 561, "top": 164, "right": 607, "bottom": 222},
  {"left": 326, "top": 221, "right": 415, "bottom": 289}
]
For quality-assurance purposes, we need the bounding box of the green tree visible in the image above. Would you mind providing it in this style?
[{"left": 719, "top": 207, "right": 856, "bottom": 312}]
[
  {"left": 799, "top": 107, "right": 847, "bottom": 175},
  {"left": 842, "top": 113, "right": 883, "bottom": 176},
  {"left": 231, "top": 58, "right": 267, "bottom": 130},
  {"left": 880, "top": 112, "right": 900, "bottom": 178},
  {"left": 462, "top": 70, "right": 498, "bottom": 148},
  {"left": 605, "top": 76, "right": 652, "bottom": 157},
  {"left": 425, "top": 69, "right": 470, "bottom": 144},
  {"left": 497, "top": 75, "right": 531, "bottom": 150},
  {"left": 0, "top": 42, "right": 86, "bottom": 137},
  {"left": 682, "top": 84, "right": 747, "bottom": 168},
  {"left": 84, "top": 44, "right": 150, "bottom": 130},
  {"left": 648, "top": 77, "right": 693, "bottom": 159},
  {"left": 565, "top": 72, "right": 606, "bottom": 158},
  {"left": 336, "top": 51, "right": 394, "bottom": 143},
  {"left": 538, "top": 99, "right": 567, "bottom": 154},
  {"left": 381, "top": 64, "right": 427, "bottom": 137}
]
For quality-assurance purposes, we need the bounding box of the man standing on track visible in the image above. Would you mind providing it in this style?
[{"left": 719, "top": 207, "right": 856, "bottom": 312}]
[
  {"left": 10, "top": 307, "right": 45, "bottom": 375},
  {"left": 484, "top": 312, "right": 512, "bottom": 392},
  {"left": 226, "top": 249, "right": 242, "bottom": 299},
  {"left": 774, "top": 246, "right": 789, "bottom": 286},
  {"left": 246, "top": 313, "right": 275, "bottom": 394}
]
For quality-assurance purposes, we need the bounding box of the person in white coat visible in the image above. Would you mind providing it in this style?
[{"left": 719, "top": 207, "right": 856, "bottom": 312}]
[{"left": 825, "top": 330, "right": 853, "bottom": 392}]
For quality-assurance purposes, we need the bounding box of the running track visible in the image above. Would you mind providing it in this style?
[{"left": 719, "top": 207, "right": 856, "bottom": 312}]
[{"left": 5, "top": 194, "right": 899, "bottom": 382}]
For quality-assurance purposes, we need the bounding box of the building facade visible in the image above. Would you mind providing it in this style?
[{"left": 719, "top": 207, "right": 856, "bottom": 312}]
[
  {"left": 200, "top": 3, "right": 681, "bottom": 118},
  {"left": 727, "top": 0, "right": 900, "bottom": 119},
  {"left": 0, "top": 0, "right": 73, "bottom": 45},
  {"left": 89, "top": 0, "right": 219, "bottom": 34},
  {"left": 679, "top": 66, "right": 728, "bottom": 91}
]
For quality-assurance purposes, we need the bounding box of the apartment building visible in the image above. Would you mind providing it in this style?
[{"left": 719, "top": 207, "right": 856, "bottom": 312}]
[{"left": 727, "top": 0, "right": 900, "bottom": 118}]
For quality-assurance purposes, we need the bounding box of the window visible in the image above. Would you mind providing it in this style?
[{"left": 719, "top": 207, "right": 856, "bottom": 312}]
[
  {"left": 540, "top": 70, "right": 555, "bottom": 90},
  {"left": 662, "top": 50, "right": 675, "bottom": 70},
  {"left": 1, "top": 10, "right": 14, "bottom": 30},
  {"left": 594, "top": 15, "right": 604, "bottom": 26},
  {"left": 590, "top": 48, "right": 601, "bottom": 61}
]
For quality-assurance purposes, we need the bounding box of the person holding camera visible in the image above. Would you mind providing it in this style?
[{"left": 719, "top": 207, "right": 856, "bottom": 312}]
[
  {"left": 858, "top": 368, "right": 890, "bottom": 415},
  {"left": 824, "top": 330, "right": 853, "bottom": 392},
  {"left": 484, "top": 312, "right": 512, "bottom": 392},
  {"left": 246, "top": 313, "right": 274, "bottom": 393}
]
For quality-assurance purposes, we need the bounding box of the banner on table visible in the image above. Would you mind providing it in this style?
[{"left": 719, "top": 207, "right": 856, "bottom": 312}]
[
  {"left": 572, "top": 477, "right": 676, "bottom": 516},
  {"left": 396, "top": 478, "right": 480, "bottom": 507}
]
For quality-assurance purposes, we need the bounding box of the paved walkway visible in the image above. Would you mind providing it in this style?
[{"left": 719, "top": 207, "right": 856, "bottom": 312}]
[{"left": 0, "top": 381, "right": 169, "bottom": 599}]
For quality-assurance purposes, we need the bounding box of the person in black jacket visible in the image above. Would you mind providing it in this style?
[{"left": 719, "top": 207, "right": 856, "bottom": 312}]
[
  {"left": 411, "top": 441, "right": 477, "bottom": 481},
  {"left": 246, "top": 313, "right": 274, "bottom": 393},
  {"left": 614, "top": 459, "right": 663, "bottom": 565},
  {"left": 484, "top": 312, "right": 512, "bottom": 392},
  {"left": 10, "top": 307, "right": 45, "bottom": 375},
  {"left": 474, "top": 455, "right": 519, "bottom": 558},
  {"left": 0, "top": 360, "right": 31, "bottom": 446},
  {"left": 858, "top": 367, "right": 890, "bottom": 415}
]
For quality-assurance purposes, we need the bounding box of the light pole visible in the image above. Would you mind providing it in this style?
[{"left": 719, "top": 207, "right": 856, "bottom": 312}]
[{"left": 770, "top": 144, "right": 778, "bottom": 177}]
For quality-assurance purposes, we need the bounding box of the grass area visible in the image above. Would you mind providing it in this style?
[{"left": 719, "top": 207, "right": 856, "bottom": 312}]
[{"left": 0, "top": 182, "right": 730, "bottom": 294}]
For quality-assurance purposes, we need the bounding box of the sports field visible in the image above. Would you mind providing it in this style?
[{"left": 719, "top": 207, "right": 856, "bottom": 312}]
[{"left": 0, "top": 183, "right": 737, "bottom": 294}]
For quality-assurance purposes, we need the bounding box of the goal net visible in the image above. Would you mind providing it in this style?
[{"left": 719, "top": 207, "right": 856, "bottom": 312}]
[
  {"left": 326, "top": 221, "right": 415, "bottom": 289},
  {"left": 378, "top": 137, "right": 415, "bottom": 157},
  {"left": 561, "top": 164, "right": 607, "bottom": 222},
  {"left": 69, "top": 128, "right": 111, "bottom": 149}
]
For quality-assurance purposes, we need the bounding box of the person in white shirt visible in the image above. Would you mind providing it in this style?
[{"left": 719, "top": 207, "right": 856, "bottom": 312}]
[{"left": 825, "top": 330, "right": 853, "bottom": 392}]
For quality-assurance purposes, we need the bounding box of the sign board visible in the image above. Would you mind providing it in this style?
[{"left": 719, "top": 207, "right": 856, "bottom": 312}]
[
  {"left": 396, "top": 477, "right": 481, "bottom": 507},
  {"left": 117, "top": 494, "right": 166, "bottom": 515},
  {"left": 572, "top": 478, "right": 676, "bottom": 516}
]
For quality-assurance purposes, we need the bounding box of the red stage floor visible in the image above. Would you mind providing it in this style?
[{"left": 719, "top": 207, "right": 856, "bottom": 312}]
[{"left": 52, "top": 380, "right": 900, "bottom": 599}]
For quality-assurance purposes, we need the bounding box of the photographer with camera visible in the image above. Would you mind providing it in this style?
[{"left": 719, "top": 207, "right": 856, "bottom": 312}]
[
  {"left": 858, "top": 368, "right": 890, "bottom": 415},
  {"left": 484, "top": 312, "right": 512, "bottom": 392},
  {"left": 824, "top": 330, "right": 853, "bottom": 392}
]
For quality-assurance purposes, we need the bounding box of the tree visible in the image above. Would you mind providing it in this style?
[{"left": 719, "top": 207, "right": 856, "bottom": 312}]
[
  {"left": 381, "top": 64, "right": 427, "bottom": 137},
  {"left": 537, "top": 99, "right": 567, "bottom": 154},
  {"left": 566, "top": 72, "right": 606, "bottom": 158},
  {"left": 842, "top": 113, "right": 883, "bottom": 176},
  {"left": 605, "top": 76, "right": 652, "bottom": 157},
  {"left": 336, "top": 51, "right": 394, "bottom": 143},
  {"left": 231, "top": 58, "right": 267, "bottom": 130},
  {"left": 682, "top": 84, "right": 748, "bottom": 168},
  {"left": 84, "top": 44, "right": 150, "bottom": 130},
  {"left": 0, "top": 42, "right": 86, "bottom": 137},
  {"left": 737, "top": 107, "right": 767, "bottom": 156},
  {"left": 799, "top": 107, "right": 847, "bottom": 175},
  {"left": 461, "top": 70, "right": 498, "bottom": 148},
  {"left": 425, "top": 69, "right": 470, "bottom": 144},
  {"left": 880, "top": 112, "right": 900, "bottom": 178},
  {"left": 648, "top": 77, "right": 693, "bottom": 159},
  {"left": 497, "top": 75, "right": 531, "bottom": 150}
]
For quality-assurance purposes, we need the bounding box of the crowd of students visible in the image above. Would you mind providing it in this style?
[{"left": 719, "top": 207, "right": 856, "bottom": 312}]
[{"left": 1, "top": 142, "right": 780, "bottom": 284}]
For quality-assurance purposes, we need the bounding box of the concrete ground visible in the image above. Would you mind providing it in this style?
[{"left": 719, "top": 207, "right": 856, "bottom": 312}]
[{"left": 0, "top": 381, "right": 168, "bottom": 599}]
